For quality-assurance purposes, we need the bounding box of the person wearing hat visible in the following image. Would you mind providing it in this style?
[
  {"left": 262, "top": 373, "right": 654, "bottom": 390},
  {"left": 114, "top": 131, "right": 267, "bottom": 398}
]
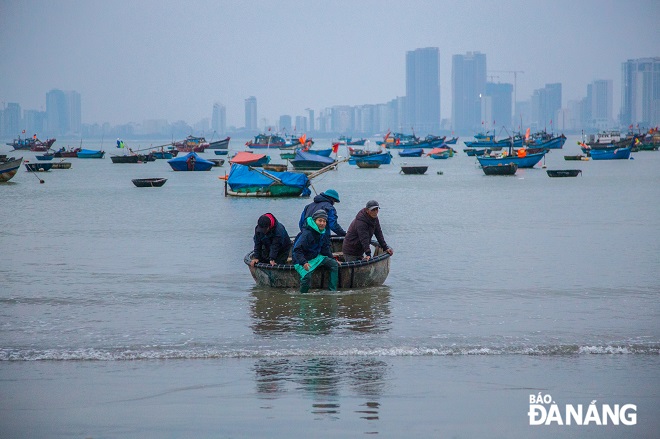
[
  {"left": 250, "top": 213, "right": 292, "bottom": 267},
  {"left": 342, "top": 200, "right": 394, "bottom": 262},
  {"left": 292, "top": 209, "right": 339, "bottom": 293},
  {"left": 298, "top": 189, "right": 346, "bottom": 237}
]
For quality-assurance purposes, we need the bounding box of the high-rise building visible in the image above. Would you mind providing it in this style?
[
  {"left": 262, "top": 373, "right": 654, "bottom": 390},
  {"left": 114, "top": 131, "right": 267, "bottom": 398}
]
[
  {"left": 305, "top": 108, "right": 314, "bottom": 132},
  {"left": 484, "top": 82, "right": 513, "bottom": 130},
  {"left": 2, "top": 103, "right": 22, "bottom": 136},
  {"left": 531, "top": 83, "right": 562, "bottom": 131},
  {"left": 279, "top": 115, "right": 292, "bottom": 133},
  {"left": 245, "top": 96, "right": 257, "bottom": 131},
  {"left": 588, "top": 79, "right": 613, "bottom": 129},
  {"left": 621, "top": 57, "right": 660, "bottom": 127},
  {"left": 212, "top": 102, "right": 227, "bottom": 135},
  {"left": 406, "top": 47, "right": 441, "bottom": 134},
  {"left": 46, "top": 89, "right": 80, "bottom": 136},
  {"left": 452, "top": 51, "right": 487, "bottom": 133},
  {"left": 295, "top": 115, "right": 307, "bottom": 133}
]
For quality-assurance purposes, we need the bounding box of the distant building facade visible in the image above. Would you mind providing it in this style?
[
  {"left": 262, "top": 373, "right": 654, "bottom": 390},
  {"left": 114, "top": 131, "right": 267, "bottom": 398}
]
[
  {"left": 585, "top": 79, "right": 613, "bottom": 130},
  {"left": 244, "top": 96, "right": 257, "bottom": 131},
  {"left": 45, "top": 89, "right": 81, "bottom": 136},
  {"left": 484, "top": 82, "right": 513, "bottom": 130},
  {"left": 621, "top": 57, "right": 660, "bottom": 128},
  {"left": 278, "top": 115, "right": 292, "bottom": 133},
  {"left": 531, "top": 83, "right": 562, "bottom": 131},
  {"left": 452, "top": 51, "right": 487, "bottom": 133},
  {"left": 406, "top": 47, "right": 441, "bottom": 134},
  {"left": 212, "top": 102, "right": 227, "bottom": 135}
]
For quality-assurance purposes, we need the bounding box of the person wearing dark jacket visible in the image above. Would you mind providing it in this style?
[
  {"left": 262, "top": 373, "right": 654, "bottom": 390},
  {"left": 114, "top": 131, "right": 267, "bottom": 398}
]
[
  {"left": 342, "top": 200, "right": 394, "bottom": 262},
  {"left": 250, "top": 213, "right": 291, "bottom": 267},
  {"left": 292, "top": 210, "right": 338, "bottom": 293},
  {"left": 298, "top": 189, "right": 346, "bottom": 237}
]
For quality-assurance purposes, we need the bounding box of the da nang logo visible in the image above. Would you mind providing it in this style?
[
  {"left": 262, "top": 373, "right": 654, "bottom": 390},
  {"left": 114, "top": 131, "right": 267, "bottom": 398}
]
[{"left": 529, "top": 394, "right": 637, "bottom": 426}]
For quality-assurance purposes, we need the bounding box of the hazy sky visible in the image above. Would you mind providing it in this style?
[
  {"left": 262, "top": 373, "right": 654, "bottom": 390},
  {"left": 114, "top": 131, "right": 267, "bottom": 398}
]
[{"left": 1, "top": 0, "right": 658, "bottom": 128}]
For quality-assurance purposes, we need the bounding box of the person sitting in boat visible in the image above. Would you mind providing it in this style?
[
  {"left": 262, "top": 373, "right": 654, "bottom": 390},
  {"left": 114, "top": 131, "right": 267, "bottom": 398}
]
[
  {"left": 292, "top": 210, "right": 338, "bottom": 294},
  {"left": 342, "top": 200, "right": 394, "bottom": 262},
  {"left": 250, "top": 213, "right": 291, "bottom": 267},
  {"left": 298, "top": 189, "right": 346, "bottom": 237}
]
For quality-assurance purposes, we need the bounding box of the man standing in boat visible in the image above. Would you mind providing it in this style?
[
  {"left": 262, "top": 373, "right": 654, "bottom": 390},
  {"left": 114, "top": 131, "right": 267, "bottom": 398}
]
[
  {"left": 342, "top": 200, "right": 394, "bottom": 262},
  {"left": 292, "top": 210, "right": 338, "bottom": 293},
  {"left": 250, "top": 213, "right": 291, "bottom": 267},
  {"left": 298, "top": 189, "right": 346, "bottom": 237}
]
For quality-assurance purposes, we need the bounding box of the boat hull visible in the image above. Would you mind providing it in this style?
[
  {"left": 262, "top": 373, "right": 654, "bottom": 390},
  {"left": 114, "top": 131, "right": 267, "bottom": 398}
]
[
  {"left": 398, "top": 148, "right": 424, "bottom": 157},
  {"left": 111, "top": 155, "right": 140, "bottom": 163},
  {"left": 400, "top": 166, "right": 428, "bottom": 175},
  {"left": 0, "top": 157, "right": 23, "bottom": 182},
  {"left": 245, "top": 238, "right": 390, "bottom": 289},
  {"left": 482, "top": 163, "right": 518, "bottom": 175},
  {"left": 348, "top": 152, "right": 392, "bottom": 165},
  {"left": 77, "top": 150, "right": 105, "bottom": 159},
  {"left": 132, "top": 178, "right": 167, "bottom": 187},
  {"left": 476, "top": 152, "right": 545, "bottom": 168},
  {"left": 589, "top": 147, "right": 631, "bottom": 160},
  {"left": 25, "top": 162, "right": 53, "bottom": 172},
  {"left": 207, "top": 137, "right": 230, "bottom": 149},
  {"left": 547, "top": 169, "right": 581, "bottom": 177}
]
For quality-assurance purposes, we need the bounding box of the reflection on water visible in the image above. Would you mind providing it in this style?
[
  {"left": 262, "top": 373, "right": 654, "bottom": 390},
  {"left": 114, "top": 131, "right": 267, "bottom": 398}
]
[
  {"left": 250, "top": 287, "right": 392, "bottom": 335},
  {"left": 251, "top": 288, "right": 390, "bottom": 431},
  {"left": 254, "top": 356, "right": 388, "bottom": 429}
]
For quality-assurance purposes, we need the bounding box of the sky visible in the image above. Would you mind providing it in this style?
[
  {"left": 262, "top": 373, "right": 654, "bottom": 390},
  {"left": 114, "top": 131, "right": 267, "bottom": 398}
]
[{"left": 1, "top": 0, "right": 659, "bottom": 128}]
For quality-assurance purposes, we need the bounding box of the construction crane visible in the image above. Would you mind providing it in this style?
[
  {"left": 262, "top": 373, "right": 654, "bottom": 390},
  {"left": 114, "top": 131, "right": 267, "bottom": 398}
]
[
  {"left": 489, "top": 70, "right": 524, "bottom": 107},
  {"left": 487, "top": 75, "right": 500, "bottom": 82}
]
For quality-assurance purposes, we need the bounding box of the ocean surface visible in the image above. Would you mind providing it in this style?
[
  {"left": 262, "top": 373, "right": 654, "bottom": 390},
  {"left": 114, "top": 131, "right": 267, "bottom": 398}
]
[{"left": 1, "top": 136, "right": 659, "bottom": 438}]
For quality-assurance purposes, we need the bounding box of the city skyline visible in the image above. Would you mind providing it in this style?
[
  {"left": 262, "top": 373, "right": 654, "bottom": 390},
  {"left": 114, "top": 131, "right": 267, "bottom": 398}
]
[{"left": 1, "top": 0, "right": 658, "bottom": 128}]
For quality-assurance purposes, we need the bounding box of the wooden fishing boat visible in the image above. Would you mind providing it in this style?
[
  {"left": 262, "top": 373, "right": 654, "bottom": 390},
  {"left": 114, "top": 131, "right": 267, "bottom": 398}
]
[
  {"left": 25, "top": 162, "right": 53, "bottom": 172},
  {"left": 207, "top": 136, "right": 230, "bottom": 149},
  {"left": 482, "top": 163, "right": 518, "bottom": 176},
  {"left": 398, "top": 148, "right": 424, "bottom": 157},
  {"left": 347, "top": 151, "right": 392, "bottom": 165},
  {"left": 477, "top": 151, "right": 545, "bottom": 168},
  {"left": 36, "top": 154, "right": 54, "bottom": 161},
  {"left": 52, "top": 147, "right": 82, "bottom": 158},
  {"left": 168, "top": 152, "right": 214, "bottom": 171},
  {"left": 208, "top": 158, "right": 225, "bottom": 167},
  {"left": 245, "top": 237, "right": 390, "bottom": 289},
  {"left": 230, "top": 151, "right": 271, "bottom": 167},
  {"left": 263, "top": 163, "right": 288, "bottom": 172},
  {"left": 356, "top": 161, "right": 381, "bottom": 168},
  {"left": 76, "top": 149, "right": 105, "bottom": 159},
  {"left": 110, "top": 155, "right": 140, "bottom": 163},
  {"left": 546, "top": 169, "right": 582, "bottom": 177},
  {"left": 400, "top": 165, "right": 428, "bottom": 175},
  {"left": 0, "top": 156, "right": 23, "bottom": 182},
  {"left": 589, "top": 147, "right": 631, "bottom": 160},
  {"left": 51, "top": 162, "right": 72, "bottom": 169},
  {"left": 132, "top": 178, "right": 168, "bottom": 187}
]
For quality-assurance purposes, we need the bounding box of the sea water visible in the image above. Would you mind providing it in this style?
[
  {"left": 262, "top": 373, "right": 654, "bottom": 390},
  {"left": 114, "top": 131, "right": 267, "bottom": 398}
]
[{"left": 1, "top": 136, "right": 658, "bottom": 438}]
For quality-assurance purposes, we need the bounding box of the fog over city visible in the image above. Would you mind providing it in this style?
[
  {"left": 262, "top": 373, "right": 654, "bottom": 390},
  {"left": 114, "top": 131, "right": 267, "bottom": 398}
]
[{"left": 1, "top": 0, "right": 658, "bottom": 127}]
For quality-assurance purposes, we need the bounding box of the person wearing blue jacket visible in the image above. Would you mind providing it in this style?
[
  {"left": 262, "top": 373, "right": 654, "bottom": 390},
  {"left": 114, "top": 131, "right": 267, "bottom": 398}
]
[
  {"left": 250, "top": 213, "right": 291, "bottom": 267},
  {"left": 292, "top": 210, "right": 339, "bottom": 293},
  {"left": 298, "top": 189, "right": 346, "bottom": 237}
]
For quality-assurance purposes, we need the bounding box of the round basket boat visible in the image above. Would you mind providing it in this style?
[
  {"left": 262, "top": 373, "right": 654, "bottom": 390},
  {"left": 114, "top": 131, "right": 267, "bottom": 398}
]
[
  {"left": 356, "top": 161, "right": 381, "bottom": 169},
  {"left": 245, "top": 237, "right": 390, "bottom": 289},
  {"left": 132, "top": 178, "right": 167, "bottom": 187}
]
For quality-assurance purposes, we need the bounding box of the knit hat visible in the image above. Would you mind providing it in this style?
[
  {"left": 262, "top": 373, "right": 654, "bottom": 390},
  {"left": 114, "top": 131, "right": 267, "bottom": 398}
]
[
  {"left": 322, "top": 189, "right": 340, "bottom": 202},
  {"left": 256, "top": 213, "right": 274, "bottom": 233},
  {"left": 312, "top": 210, "right": 328, "bottom": 221},
  {"left": 366, "top": 200, "right": 380, "bottom": 211}
]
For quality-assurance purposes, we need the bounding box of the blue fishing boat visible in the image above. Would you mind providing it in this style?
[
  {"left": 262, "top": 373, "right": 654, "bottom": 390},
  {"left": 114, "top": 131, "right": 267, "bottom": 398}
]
[
  {"left": 224, "top": 163, "right": 311, "bottom": 197},
  {"left": 398, "top": 148, "right": 424, "bottom": 157},
  {"left": 25, "top": 162, "right": 53, "bottom": 172},
  {"left": 167, "top": 151, "right": 214, "bottom": 171},
  {"left": 445, "top": 137, "right": 459, "bottom": 144},
  {"left": 152, "top": 151, "right": 174, "bottom": 159},
  {"left": 229, "top": 151, "right": 271, "bottom": 167},
  {"left": 214, "top": 150, "right": 229, "bottom": 156},
  {"left": 526, "top": 132, "right": 567, "bottom": 149},
  {"left": 305, "top": 148, "right": 333, "bottom": 157},
  {"left": 347, "top": 138, "right": 367, "bottom": 146},
  {"left": 76, "top": 149, "right": 105, "bottom": 159},
  {"left": 348, "top": 151, "right": 392, "bottom": 165},
  {"left": 246, "top": 133, "right": 286, "bottom": 149},
  {"left": 589, "top": 147, "right": 631, "bottom": 160},
  {"left": 0, "top": 156, "right": 23, "bottom": 182},
  {"left": 36, "top": 154, "right": 54, "bottom": 161},
  {"left": 464, "top": 131, "right": 522, "bottom": 148},
  {"left": 477, "top": 151, "right": 546, "bottom": 168},
  {"left": 464, "top": 148, "right": 487, "bottom": 156},
  {"left": 290, "top": 150, "right": 336, "bottom": 171}
]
